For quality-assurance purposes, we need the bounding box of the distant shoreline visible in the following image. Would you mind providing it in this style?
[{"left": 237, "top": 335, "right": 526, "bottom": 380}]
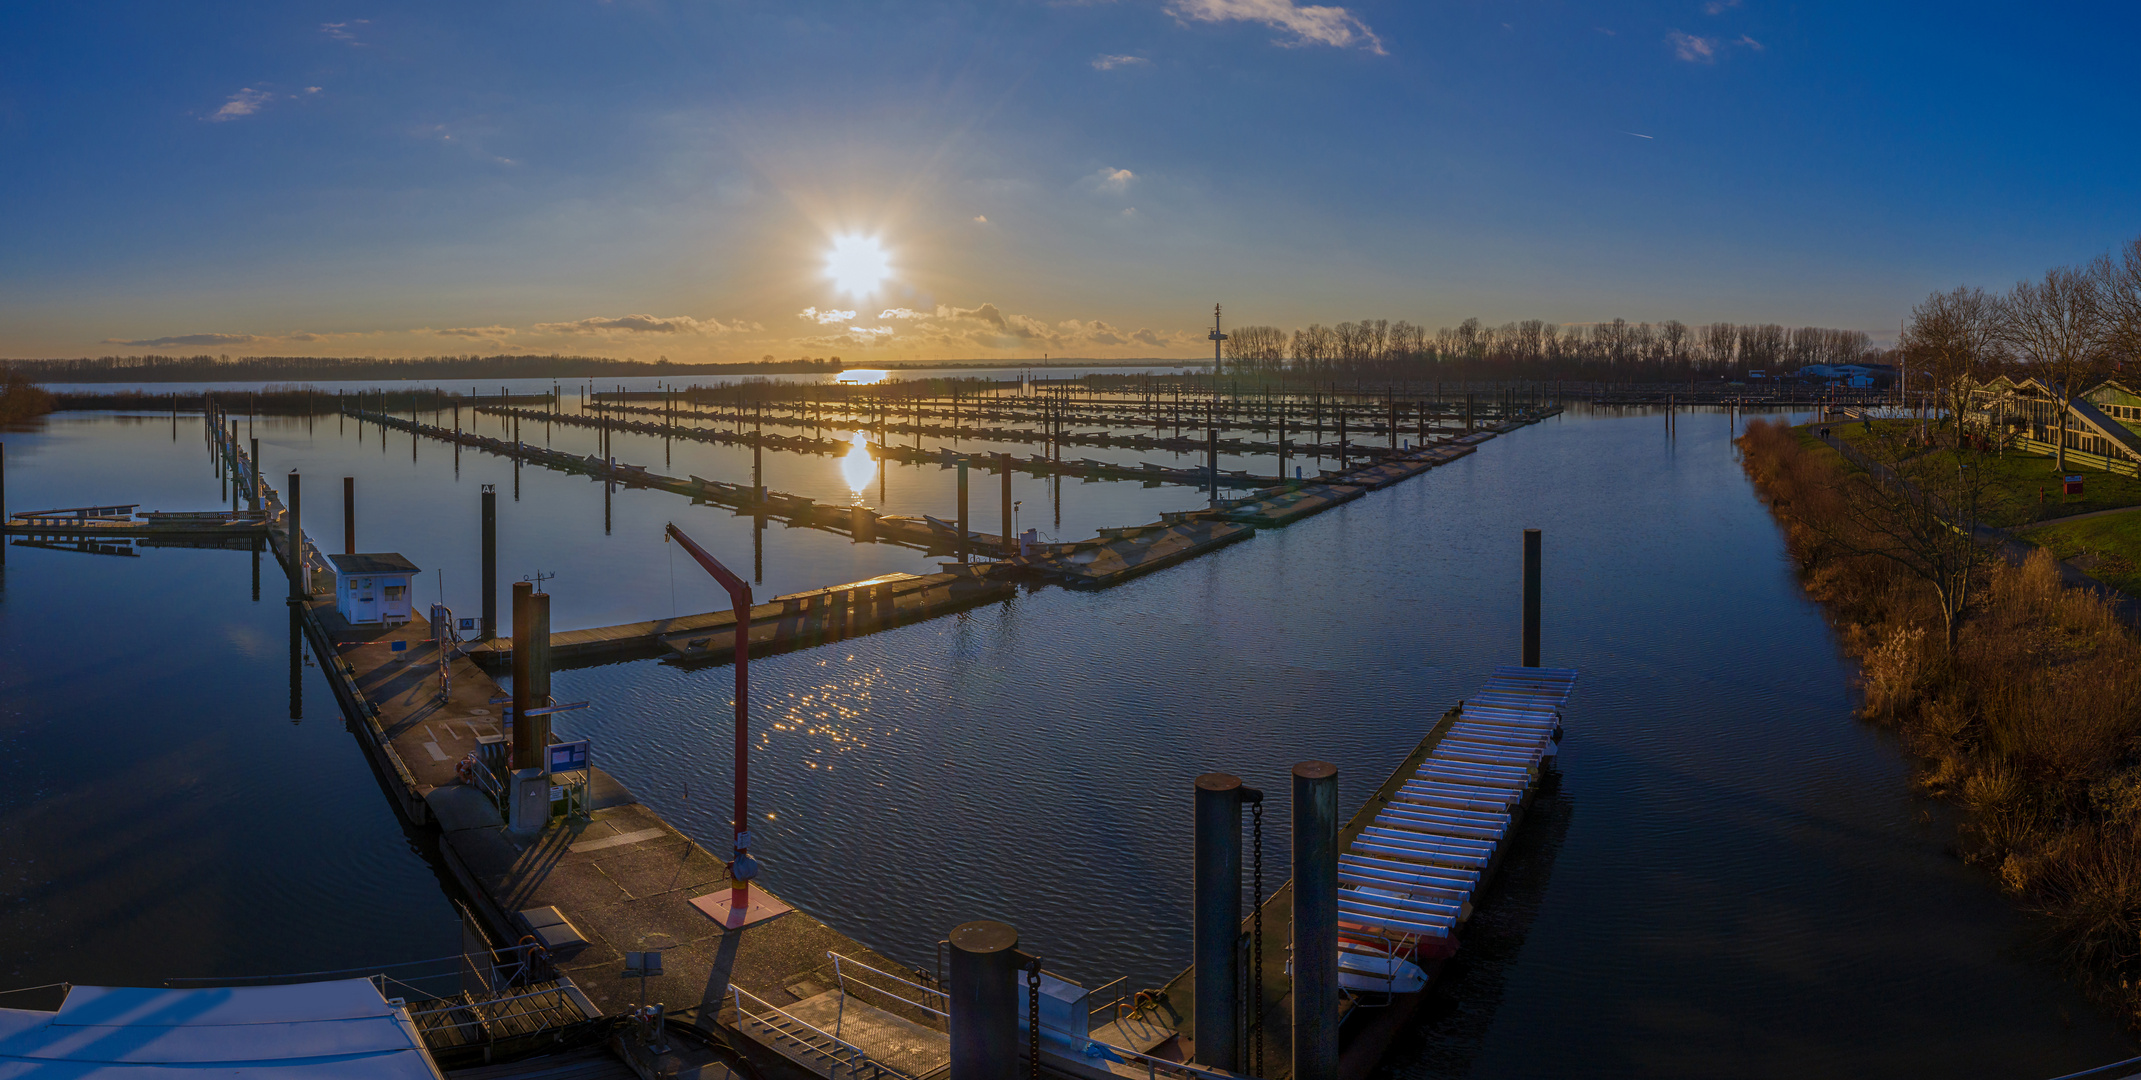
[{"left": 0, "top": 354, "right": 1206, "bottom": 384}]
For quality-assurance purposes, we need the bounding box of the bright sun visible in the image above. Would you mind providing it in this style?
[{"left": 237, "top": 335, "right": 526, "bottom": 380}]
[{"left": 825, "top": 234, "right": 891, "bottom": 298}]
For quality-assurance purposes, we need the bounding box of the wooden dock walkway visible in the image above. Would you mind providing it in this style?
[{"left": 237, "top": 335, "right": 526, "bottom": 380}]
[
  {"left": 466, "top": 568, "right": 1016, "bottom": 670},
  {"left": 196, "top": 410, "right": 975, "bottom": 1080},
  {"left": 347, "top": 408, "right": 1007, "bottom": 554}
]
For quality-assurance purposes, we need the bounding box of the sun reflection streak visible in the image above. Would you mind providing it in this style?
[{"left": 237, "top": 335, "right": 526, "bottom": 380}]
[{"left": 840, "top": 431, "right": 875, "bottom": 500}]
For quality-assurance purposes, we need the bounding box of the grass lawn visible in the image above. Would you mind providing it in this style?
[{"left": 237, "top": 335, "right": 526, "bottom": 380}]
[
  {"left": 1799, "top": 418, "right": 2141, "bottom": 527},
  {"left": 2021, "top": 511, "right": 2141, "bottom": 596}
]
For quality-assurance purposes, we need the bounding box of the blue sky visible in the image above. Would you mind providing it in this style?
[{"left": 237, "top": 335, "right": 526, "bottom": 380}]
[{"left": 1, "top": 1, "right": 2135, "bottom": 362}]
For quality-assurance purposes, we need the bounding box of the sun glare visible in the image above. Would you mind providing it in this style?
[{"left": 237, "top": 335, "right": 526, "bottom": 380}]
[
  {"left": 825, "top": 234, "right": 891, "bottom": 298},
  {"left": 841, "top": 430, "right": 876, "bottom": 497}
]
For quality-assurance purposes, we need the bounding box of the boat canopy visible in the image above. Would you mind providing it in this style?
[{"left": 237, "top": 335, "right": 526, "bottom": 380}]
[{"left": 0, "top": 978, "right": 443, "bottom": 1078}]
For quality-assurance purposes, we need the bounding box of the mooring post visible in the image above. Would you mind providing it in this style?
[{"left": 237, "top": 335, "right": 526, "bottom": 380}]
[
  {"left": 511, "top": 581, "right": 536, "bottom": 769},
  {"left": 1523, "top": 528, "right": 1542, "bottom": 667},
  {"left": 999, "top": 452, "right": 1013, "bottom": 556},
  {"left": 343, "top": 477, "right": 356, "bottom": 555},
  {"left": 529, "top": 588, "right": 552, "bottom": 750},
  {"left": 948, "top": 920, "right": 1022, "bottom": 1080},
  {"left": 1207, "top": 427, "right": 1219, "bottom": 501},
  {"left": 480, "top": 487, "right": 498, "bottom": 641},
  {"left": 286, "top": 471, "right": 303, "bottom": 597},
  {"left": 1194, "top": 773, "right": 1247, "bottom": 1071},
  {"left": 1292, "top": 761, "right": 1339, "bottom": 1080},
  {"left": 957, "top": 460, "right": 970, "bottom": 563},
  {"left": 249, "top": 437, "right": 261, "bottom": 508}
]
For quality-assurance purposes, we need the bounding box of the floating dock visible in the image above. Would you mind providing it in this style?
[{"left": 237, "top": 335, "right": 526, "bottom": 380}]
[
  {"left": 1130, "top": 666, "right": 1579, "bottom": 1080},
  {"left": 466, "top": 568, "right": 1016, "bottom": 671}
]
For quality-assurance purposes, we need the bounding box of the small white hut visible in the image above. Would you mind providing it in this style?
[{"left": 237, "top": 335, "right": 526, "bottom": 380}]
[{"left": 327, "top": 553, "right": 419, "bottom": 625}]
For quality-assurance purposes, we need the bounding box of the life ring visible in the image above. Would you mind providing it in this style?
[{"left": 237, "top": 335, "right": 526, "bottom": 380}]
[{"left": 457, "top": 754, "right": 481, "bottom": 785}]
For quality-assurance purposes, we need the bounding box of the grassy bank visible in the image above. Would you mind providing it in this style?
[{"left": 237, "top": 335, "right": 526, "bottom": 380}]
[
  {"left": 1829, "top": 417, "right": 2141, "bottom": 525},
  {"left": 2022, "top": 512, "right": 2141, "bottom": 596},
  {"left": 0, "top": 371, "right": 53, "bottom": 423},
  {"left": 1740, "top": 418, "right": 2141, "bottom": 1026}
]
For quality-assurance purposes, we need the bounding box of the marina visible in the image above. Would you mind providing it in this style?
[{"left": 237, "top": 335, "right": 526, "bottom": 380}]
[{"left": 5, "top": 400, "right": 2135, "bottom": 1079}]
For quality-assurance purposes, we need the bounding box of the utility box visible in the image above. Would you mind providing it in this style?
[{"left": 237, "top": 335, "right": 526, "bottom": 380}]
[
  {"left": 327, "top": 553, "right": 420, "bottom": 626},
  {"left": 1017, "top": 970, "right": 1089, "bottom": 1038},
  {"left": 508, "top": 767, "right": 551, "bottom": 833}
]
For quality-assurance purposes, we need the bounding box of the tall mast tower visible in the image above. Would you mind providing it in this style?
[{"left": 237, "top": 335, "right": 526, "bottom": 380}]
[{"left": 1208, "top": 303, "right": 1227, "bottom": 378}]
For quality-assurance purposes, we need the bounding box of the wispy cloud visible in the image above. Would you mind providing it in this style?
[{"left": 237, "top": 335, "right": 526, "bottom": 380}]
[
  {"left": 321, "top": 20, "right": 368, "bottom": 44},
  {"left": 1737, "top": 34, "right": 1765, "bottom": 51},
  {"left": 798, "top": 307, "right": 857, "bottom": 324},
  {"left": 802, "top": 301, "right": 1196, "bottom": 356},
  {"left": 103, "top": 332, "right": 258, "bottom": 347},
  {"left": 208, "top": 88, "right": 273, "bottom": 122},
  {"left": 1702, "top": 0, "right": 1740, "bottom": 14},
  {"left": 533, "top": 314, "right": 743, "bottom": 335},
  {"left": 1165, "top": 0, "right": 1384, "bottom": 53},
  {"left": 1667, "top": 30, "right": 1718, "bottom": 63},
  {"left": 1092, "top": 54, "right": 1150, "bottom": 70},
  {"left": 433, "top": 326, "right": 515, "bottom": 339}
]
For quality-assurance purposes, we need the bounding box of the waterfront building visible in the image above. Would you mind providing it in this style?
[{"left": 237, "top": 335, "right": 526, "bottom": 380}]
[{"left": 329, "top": 552, "right": 420, "bottom": 625}]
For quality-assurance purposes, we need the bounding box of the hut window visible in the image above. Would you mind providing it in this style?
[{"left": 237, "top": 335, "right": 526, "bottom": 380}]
[{"left": 384, "top": 585, "right": 407, "bottom": 601}]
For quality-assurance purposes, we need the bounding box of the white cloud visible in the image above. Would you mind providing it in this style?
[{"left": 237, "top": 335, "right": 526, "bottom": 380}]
[
  {"left": 1737, "top": 34, "right": 1765, "bottom": 50},
  {"left": 1092, "top": 54, "right": 1150, "bottom": 70},
  {"left": 1667, "top": 30, "right": 1718, "bottom": 62},
  {"left": 799, "top": 307, "right": 858, "bottom": 324},
  {"left": 208, "top": 88, "right": 273, "bottom": 122},
  {"left": 534, "top": 314, "right": 740, "bottom": 335},
  {"left": 846, "top": 326, "right": 896, "bottom": 337},
  {"left": 321, "top": 20, "right": 368, "bottom": 44},
  {"left": 1702, "top": 0, "right": 1741, "bottom": 12},
  {"left": 1089, "top": 167, "right": 1136, "bottom": 194},
  {"left": 973, "top": 215, "right": 989, "bottom": 224},
  {"left": 1165, "top": 0, "right": 1384, "bottom": 53}
]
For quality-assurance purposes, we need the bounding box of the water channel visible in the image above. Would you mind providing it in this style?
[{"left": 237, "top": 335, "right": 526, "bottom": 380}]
[{"left": 1, "top": 391, "right": 2132, "bottom": 1076}]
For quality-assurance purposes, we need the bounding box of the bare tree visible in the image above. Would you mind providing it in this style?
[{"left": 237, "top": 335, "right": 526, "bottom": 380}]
[
  {"left": 1815, "top": 426, "right": 1997, "bottom": 651},
  {"left": 2096, "top": 239, "right": 2141, "bottom": 373},
  {"left": 1902, "top": 286, "right": 2002, "bottom": 450},
  {"left": 1999, "top": 265, "right": 2110, "bottom": 472}
]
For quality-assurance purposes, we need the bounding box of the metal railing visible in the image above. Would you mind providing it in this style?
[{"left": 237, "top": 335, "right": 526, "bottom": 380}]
[
  {"left": 399, "top": 981, "right": 583, "bottom": 1043},
  {"left": 732, "top": 984, "right": 908, "bottom": 1080},
  {"left": 827, "top": 951, "right": 949, "bottom": 1037}
]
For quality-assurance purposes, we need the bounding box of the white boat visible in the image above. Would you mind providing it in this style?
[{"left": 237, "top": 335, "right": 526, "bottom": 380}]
[{"left": 1284, "top": 948, "right": 1428, "bottom": 995}]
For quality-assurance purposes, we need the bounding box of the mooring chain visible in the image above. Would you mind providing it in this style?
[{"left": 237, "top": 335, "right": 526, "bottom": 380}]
[
  {"left": 1251, "top": 795, "right": 1265, "bottom": 1078},
  {"left": 1027, "top": 957, "right": 1043, "bottom": 1080}
]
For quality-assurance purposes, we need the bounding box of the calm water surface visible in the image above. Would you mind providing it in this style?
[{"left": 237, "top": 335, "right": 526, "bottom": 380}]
[{"left": 0, "top": 404, "right": 2130, "bottom": 1076}]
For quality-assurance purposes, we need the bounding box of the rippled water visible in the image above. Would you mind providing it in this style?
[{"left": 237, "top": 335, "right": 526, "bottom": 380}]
[{"left": 2, "top": 402, "right": 2132, "bottom": 1075}]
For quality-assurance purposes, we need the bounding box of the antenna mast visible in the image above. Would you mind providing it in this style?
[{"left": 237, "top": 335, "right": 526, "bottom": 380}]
[{"left": 1208, "top": 303, "right": 1227, "bottom": 378}]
